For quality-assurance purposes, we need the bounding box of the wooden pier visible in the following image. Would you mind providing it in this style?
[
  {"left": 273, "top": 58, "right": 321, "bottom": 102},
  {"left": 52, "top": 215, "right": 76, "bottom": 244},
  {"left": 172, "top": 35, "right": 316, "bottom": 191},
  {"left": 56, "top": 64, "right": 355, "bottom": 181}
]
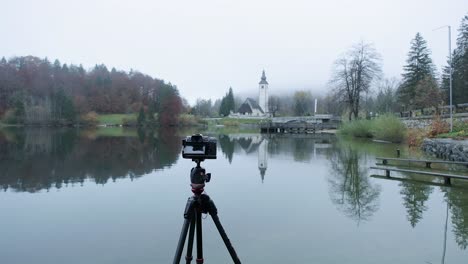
[{"left": 260, "top": 115, "right": 340, "bottom": 134}]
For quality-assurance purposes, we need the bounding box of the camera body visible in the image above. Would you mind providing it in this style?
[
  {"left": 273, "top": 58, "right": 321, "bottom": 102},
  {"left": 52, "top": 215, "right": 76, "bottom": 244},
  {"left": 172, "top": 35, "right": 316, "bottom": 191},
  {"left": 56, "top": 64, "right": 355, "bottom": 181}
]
[{"left": 182, "top": 134, "right": 217, "bottom": 160}]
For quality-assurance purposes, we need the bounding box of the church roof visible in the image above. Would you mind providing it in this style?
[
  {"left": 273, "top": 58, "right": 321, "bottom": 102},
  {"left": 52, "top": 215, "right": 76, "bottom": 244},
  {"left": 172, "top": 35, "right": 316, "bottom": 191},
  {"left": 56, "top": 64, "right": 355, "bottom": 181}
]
[
  {"left": 259, "top": 70, "right": 268, "bottom": 85},
  {"left": 237, "top": 98, "right": 264, "bottom": 114}
]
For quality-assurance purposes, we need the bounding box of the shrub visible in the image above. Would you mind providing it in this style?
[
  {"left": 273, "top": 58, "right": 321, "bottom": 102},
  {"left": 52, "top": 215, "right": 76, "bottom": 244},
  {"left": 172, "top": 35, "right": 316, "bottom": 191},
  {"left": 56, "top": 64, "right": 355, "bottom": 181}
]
[
  {"left": 428, "top": 115, "right": 449, "bottom": 137},
  {"left": 339, "top": 119, "right": 373, "bottom": 138},
  {"left": 372, "top": 114, "right": 406, "bottom": 143},
  {"left": 406, "top": 128, "right": 426, "bottom": 147}
]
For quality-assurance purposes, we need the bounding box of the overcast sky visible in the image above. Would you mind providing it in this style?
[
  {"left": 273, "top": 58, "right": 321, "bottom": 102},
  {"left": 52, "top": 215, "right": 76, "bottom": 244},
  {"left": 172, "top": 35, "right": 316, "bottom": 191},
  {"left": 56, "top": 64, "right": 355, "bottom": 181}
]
[{"left": 1, "top": 0, "right": 467, "bottom": 104}]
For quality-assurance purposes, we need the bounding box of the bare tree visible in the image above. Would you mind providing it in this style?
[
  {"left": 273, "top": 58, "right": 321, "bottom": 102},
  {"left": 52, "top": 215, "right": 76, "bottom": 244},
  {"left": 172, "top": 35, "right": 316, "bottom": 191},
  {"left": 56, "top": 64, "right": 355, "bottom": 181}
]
[{"left": 330, "top": 41, "right": 382, "bottom": 120}]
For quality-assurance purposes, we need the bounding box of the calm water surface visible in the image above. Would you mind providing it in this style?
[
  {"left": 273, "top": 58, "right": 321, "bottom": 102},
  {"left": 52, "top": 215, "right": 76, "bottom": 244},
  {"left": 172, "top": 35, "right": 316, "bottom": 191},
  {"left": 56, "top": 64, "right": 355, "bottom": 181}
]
[{"left": 0, "top": 128, "right": 467, "bottom": 264}]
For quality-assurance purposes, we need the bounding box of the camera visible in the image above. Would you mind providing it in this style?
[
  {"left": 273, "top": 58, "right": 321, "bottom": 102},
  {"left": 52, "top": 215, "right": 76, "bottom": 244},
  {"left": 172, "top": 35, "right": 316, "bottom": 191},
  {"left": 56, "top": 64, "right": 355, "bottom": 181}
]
[{"left": 182, "top": 134, "right": 217, "bottom": 160}]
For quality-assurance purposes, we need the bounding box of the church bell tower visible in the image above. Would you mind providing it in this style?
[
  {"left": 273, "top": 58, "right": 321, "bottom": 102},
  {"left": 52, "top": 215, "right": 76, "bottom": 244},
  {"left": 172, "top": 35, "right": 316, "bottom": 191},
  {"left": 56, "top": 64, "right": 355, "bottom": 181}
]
[{"left": 258, "top": 70, "right": 269, "bottom": 114}]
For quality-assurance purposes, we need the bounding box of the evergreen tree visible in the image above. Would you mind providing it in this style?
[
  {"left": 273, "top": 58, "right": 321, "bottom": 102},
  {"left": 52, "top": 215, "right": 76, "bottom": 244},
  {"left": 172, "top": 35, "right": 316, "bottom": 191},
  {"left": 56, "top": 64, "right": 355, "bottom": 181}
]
[
  {"left": 398, "top": 33, "right": 437, "bottom": 109},
  {"left": 226, "top": 87, "right": 235, "bottom": 113},
  {"left": 442, "top": 14, "right": 468, "bottom": 104},
  {"left": 218, "top": 87, "right": 235, "bottom": 116}
]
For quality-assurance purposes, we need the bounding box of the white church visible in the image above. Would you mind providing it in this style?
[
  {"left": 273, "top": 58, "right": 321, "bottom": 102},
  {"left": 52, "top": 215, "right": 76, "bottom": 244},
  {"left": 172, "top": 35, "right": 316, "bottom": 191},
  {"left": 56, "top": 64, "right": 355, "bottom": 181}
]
[{"left": 231, "top": 70, "right": 270, "bottom": 117}]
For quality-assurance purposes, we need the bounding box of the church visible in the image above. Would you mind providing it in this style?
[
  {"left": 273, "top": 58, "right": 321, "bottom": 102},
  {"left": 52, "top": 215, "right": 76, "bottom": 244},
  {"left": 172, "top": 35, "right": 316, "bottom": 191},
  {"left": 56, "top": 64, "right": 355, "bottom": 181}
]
[{"left": 233, "top": 70, "right": 270, "bottom": 117}]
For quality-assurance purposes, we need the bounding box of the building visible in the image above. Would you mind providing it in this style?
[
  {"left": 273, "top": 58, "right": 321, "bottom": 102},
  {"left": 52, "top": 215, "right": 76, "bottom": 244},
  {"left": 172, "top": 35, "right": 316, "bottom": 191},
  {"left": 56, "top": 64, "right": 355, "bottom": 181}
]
[
  {"left": 237, "top": 98, "right": 264, "bottom": 116},
  {"left": 232, "top": 70, "right": 270, "bottom": 117}
]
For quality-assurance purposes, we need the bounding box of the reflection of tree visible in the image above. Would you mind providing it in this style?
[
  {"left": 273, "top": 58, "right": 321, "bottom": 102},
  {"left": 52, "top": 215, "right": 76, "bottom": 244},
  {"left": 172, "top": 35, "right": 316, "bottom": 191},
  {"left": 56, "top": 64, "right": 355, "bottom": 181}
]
[
  {"left": 292, "top": 138, "right": 313, "bottom": 162},
  {"left": 267, "top": 134, "right": 333, "bottom": 161},
  {"left": 218, "top": 134, "right": 234, "bottom": 163},
  {"left": 0, "top": 128, "right": 180, "bottom": 192},
  {"left": 399, "top": 179, "right": 433, "bottom": 228},
  {"left": 328, "top": 146, "right": 380, "bottom": 222},
  {"left": 442, "top": 186, "right": 468, "bottom": 249}
]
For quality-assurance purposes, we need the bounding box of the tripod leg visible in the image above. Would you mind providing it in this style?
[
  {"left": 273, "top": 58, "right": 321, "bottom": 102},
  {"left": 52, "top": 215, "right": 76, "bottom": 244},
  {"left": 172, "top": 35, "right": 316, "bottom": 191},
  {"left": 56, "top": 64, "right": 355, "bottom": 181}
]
[
  {"left": 205, "top": 196, "right": 242, "bottom": 264},
  {"left": 185, "top": 216, "right": 196, "bottom": 264},
  {"left": 173, "top": 198, "right": 196, "bottom": 264},
  {"left": 196, "top": 209, "right": 204, "bottom": 264}
]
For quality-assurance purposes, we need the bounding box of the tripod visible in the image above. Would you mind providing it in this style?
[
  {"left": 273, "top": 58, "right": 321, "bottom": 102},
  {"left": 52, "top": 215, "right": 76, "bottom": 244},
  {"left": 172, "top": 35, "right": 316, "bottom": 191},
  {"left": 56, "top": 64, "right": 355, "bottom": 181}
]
[{"left": 173, "top": 161, "right": 241, "bottom": 264}]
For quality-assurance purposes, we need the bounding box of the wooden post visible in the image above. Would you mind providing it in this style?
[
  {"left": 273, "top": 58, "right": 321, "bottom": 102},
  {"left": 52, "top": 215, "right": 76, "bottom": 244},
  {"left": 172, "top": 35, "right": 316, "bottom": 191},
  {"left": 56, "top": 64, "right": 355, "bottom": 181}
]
[
  {"left": 444, "top": 177, "right": 451, "bottom": 185},
  {"left": 386, "top": 170, "right": 390, "bottom": 177}
]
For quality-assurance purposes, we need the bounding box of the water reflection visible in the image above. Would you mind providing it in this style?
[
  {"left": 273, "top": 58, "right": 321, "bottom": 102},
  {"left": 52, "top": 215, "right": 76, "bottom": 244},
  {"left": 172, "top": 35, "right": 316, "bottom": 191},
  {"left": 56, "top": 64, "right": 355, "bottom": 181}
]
[
  {"left": 399, "top": 178, "right": 433, "bottom": 227},
  {"left": 328, "top": 141, "right": 381, "bottom": 222},
  {"left": 0, "top": 128, "right": 180, "bottom": 192},
  {"left": 217, "top": 133, "right": 334, "bottom": 182},
  {"left": 443, "top": 186, "right": 468, "bottom": 249},
  {"left": 1, "top": 128, "right": 468, "bottom": 255}
]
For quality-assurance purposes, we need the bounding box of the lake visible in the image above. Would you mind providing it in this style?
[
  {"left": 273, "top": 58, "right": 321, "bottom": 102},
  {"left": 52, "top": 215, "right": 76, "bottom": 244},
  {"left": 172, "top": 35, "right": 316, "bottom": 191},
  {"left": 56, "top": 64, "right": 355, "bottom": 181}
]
[{"left": 0, "top": 127, "right": 467, "bottom": 264}]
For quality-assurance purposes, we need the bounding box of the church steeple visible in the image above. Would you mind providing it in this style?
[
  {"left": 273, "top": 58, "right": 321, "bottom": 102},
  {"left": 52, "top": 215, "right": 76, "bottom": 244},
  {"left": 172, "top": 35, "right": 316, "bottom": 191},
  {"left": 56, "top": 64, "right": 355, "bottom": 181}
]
[
  {"left": 258, "top": 70, "right": 269, "bottom": 114},
  {"left": 259, "top": 70, "right": 268, "bottom": 85}
]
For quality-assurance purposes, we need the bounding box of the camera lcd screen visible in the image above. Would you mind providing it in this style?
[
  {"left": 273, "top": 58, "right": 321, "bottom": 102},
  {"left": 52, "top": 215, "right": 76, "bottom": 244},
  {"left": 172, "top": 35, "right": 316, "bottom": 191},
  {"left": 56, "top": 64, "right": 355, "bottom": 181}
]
[{"left": 183, "top": 145, "right": 205, "bottom": 155}]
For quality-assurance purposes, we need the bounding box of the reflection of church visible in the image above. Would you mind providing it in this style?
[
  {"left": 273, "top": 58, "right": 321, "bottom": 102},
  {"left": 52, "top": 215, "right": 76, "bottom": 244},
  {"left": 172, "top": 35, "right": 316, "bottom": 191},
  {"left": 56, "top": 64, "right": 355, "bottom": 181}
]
[
  {"left": 258, "top": 138, "right": 268, "bottom": 183},
  {"left": 224, "top": 134, "right": 269, "bottom": 182}
]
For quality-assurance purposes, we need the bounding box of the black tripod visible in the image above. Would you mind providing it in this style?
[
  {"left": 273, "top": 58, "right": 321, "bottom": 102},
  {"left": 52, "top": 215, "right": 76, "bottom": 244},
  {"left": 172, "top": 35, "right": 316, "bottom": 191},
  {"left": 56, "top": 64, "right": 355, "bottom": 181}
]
[{"left": 173, "top": 160, "right": 241, "bottom": 264}]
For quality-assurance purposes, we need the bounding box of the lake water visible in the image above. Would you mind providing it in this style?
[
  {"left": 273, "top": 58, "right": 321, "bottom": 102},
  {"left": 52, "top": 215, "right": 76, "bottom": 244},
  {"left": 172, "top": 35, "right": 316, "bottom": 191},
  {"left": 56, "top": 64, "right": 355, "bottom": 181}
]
[{"left": 0, "top": 127, "right": 467, "bottom": 264}]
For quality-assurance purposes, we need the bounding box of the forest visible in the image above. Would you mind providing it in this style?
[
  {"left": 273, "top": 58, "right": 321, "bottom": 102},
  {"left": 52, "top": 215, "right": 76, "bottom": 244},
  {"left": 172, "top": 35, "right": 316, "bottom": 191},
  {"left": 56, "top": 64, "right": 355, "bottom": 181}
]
[{"left": 0, "top": 56, "right": 183, "bottom": 126}]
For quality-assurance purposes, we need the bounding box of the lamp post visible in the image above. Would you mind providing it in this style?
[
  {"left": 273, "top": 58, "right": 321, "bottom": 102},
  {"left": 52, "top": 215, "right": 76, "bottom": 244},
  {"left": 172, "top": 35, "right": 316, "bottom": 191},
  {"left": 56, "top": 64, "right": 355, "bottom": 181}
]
[{"left": 434, "top": 25, "right": 453, "bottom": 132}]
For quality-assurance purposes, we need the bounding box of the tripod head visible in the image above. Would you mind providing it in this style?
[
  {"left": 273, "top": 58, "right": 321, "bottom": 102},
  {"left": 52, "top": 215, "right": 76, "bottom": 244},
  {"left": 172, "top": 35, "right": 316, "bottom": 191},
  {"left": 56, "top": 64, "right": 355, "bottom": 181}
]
[{"left": 190, "top": 159, "right": 211, "bottom": 195}]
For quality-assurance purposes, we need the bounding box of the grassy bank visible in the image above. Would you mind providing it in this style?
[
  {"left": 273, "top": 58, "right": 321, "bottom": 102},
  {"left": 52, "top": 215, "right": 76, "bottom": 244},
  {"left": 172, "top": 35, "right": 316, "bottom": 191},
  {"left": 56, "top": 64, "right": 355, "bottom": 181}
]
[
  {"left": 206, "top": 117, "right": 266, "bottom": 127},
  {"left": 339, "top": 114, "right": 406, "bottom": 143},
  {"left": 97, "top": 113, "right": 137, "bottom": 125}
]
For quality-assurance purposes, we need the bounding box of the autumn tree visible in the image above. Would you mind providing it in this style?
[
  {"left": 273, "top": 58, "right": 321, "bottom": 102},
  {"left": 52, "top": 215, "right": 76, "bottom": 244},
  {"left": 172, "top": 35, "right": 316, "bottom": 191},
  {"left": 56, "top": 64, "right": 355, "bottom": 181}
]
[
  {"left": 330, "top": 41, "right": 382, "bottom": 120},
  {"left": 0, "top": 56, "right": 184, "bottom": 126}
]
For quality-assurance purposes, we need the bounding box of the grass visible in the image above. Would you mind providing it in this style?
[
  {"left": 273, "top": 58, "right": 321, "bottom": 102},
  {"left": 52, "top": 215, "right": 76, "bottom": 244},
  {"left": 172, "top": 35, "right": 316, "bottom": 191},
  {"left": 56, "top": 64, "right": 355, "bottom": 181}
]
[
  {"left": 206, "top": 117, "right": 267, "bottom": 127},
  {"left": 339, "top": 114, "right": 406, "bottom": 143},
  {"left": 97, "top": 113, "right": 137, "bottom": 125}
]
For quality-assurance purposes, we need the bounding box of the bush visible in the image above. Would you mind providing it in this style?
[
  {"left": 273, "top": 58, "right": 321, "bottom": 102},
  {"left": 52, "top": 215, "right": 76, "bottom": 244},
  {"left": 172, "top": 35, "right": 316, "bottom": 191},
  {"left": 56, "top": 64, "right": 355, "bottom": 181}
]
[
  {"left": 406, "top": 128, "right": 426, "bottom": 147},
  {"left": 372, "top": 114, "right": 406, "bottom": 143},
  {"left": 428, "top": 115, "right": 449, "bottom": 137},
  {"left": 339, "top": 119, "right": 373, "bottom": 138}
]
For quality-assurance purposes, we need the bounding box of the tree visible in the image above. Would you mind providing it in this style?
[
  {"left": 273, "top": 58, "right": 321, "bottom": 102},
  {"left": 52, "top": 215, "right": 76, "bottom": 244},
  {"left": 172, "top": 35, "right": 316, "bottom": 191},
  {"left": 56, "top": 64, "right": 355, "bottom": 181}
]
[
  {"left": 192, "top": 99, "right": 213, "bottom": 117},
  {"left": 219, "top": 87, "right": 235, "bottom": 116},
  {"left": 398, "top": 33, "right": 436, "bottom": 109},
  {"left": 137, "top": 107, "right": 146, "bottom": 126},
  {"left": 268, "top": 95, "right": 281, "bottom": 117},
  {"left": 442, "top": 14, "right": 468, "bottom": 105},
  {"left": 330, "top": 41, "right": 382, "bottom": 120},
  {"left": 413, "top": 77, "right": 443, "bottom": 110},
  {"left": 293, "top": 91, "right": 313, "bottom": 116},
  {"left": 375, "top": 78, "right": 400, "bottom": 114}
]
